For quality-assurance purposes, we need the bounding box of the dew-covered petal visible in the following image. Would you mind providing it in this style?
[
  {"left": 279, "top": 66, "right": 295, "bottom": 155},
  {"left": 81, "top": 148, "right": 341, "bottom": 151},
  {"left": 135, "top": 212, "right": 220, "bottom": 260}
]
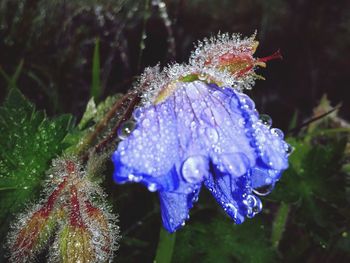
[
  {"left": 158, "top": 188, "right": 200, "bottom": 232},
  {"left": 214, "top": 152, "right": 251, "bottom": 177},
  {"left": 204, "top": 165, "right": 246, "bottom": 224},
  {"left": 234, "top": 91, "right": 289, "bottom": 171},
  {"left": 113, "top": 100, "right": 180, "bottom": 179},
  {"left": 183, "top": 82, "right": 257, "bottom": 164},
  {"left": 112, "top": 80, "right": 290, "bottom": 232}
]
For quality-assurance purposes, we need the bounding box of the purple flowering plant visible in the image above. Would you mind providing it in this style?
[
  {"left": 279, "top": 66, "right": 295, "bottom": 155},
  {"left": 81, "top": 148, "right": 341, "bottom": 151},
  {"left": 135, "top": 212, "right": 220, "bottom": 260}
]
[
  {"left": 112, "top": 33, "right": 291, "bottom": 233},
  {"left": 3, "top": 28, "right": 349, "bottom": 263}
]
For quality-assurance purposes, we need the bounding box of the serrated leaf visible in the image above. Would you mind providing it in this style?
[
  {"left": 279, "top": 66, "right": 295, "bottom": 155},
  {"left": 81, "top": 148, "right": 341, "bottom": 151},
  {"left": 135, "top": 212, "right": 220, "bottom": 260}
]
[
  {"left": 271, "top": 135, "right": 347, "bottom": 206},
  {"left": 0, "top": 89, "right": 74, "bottom": 233}
]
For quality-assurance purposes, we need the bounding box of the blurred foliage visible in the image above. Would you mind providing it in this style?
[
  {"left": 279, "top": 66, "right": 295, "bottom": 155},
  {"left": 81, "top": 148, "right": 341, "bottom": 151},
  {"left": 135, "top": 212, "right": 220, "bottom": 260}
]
[
  {"left": 174, "top": 217, "right": 276, "bottom": 263},
  {"left": 0, "top": 0, "right": 144, "bottom": 114}
]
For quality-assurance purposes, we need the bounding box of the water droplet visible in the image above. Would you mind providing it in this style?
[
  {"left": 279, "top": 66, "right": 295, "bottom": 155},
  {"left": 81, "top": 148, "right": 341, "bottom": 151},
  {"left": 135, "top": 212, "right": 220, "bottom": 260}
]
[
  {"left": 147, "top": 183, "right": 157, "bottom": 192},
  {"left": 252, "top": 183, "right": 275, "bottom": 196},
  {"left": 238, "top": 118, "right": 246, "bottom": 127},
  {"left": 118, "top": 120, "right": 136, "bottom": 140},
  {"left": 259, "top": 114, "right": 272, "bottom": 127},
  {"left": 239, "top": 94, "right": 255, "bottom": 110},
  {"left": 133, "top": 107, "right": 143, "bottom": 120},
  {"left": 205, "top": 127, "right": 219, "bottom": 143},
  {"left": 230, "top": 95, "right": 240, "bottom": 110},
  {"left": 181, "top": 155, "right": 209, "bottom": 183},
  {"left": 285, "top": 143, "right": 294, "bottom": 155},
  {"left": 142, "top": 118, "right": 151, "bottom": 128},
  {"left": 128, "top": 174, "right": 142, "bottom": 182},
  {"left": 271, "top": 128, "right": 284, "bottom": 139},
  {"left": 198, "top": 73, "right": 207, "bottom": 81},
  {"left": 218, "top": 153, "right": 249, "bottom": 176},
  {"left": 244, "top": 194, "right": 262, "bottom": 218}
]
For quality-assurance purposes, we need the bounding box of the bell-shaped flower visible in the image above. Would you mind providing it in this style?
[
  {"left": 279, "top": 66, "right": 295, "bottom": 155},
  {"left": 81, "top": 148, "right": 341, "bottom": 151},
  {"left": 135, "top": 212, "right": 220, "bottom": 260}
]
[{"left": 113, "top": 80, "right": 290, "bottom": 232}]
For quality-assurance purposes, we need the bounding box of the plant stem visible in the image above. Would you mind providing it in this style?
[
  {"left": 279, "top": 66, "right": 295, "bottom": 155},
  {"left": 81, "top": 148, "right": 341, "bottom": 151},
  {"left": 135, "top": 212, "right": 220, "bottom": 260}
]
[
  {"left": 154, "top": 227, "right": 176, "bottom": 263},
  {"left": 271, "top": 202, "right": 290, "bottom": 249},
  {"left": 75, "top": 91, "right": 138, "bottom": 158}
]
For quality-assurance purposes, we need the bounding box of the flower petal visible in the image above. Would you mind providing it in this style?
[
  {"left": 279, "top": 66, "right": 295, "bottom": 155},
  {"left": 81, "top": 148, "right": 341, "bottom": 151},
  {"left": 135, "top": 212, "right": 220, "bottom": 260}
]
[{"left": 158, "top": 188, "right": 200, "bottom": 233}]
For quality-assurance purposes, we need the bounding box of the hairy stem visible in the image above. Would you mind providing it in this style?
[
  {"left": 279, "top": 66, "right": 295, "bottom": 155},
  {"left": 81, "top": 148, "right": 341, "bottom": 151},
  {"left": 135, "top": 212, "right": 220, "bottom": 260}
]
[{"left": 76, "top": 91, "right": 139, "bottom": 159}]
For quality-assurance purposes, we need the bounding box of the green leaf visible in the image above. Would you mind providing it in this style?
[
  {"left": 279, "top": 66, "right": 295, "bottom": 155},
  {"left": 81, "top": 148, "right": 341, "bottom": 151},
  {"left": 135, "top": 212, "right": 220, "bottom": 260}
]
[
  {"left": 78, "top": 98, "right": 97, "bottom": 130},
  {"left": 0, "top": 89, "right": 74, "bottom": 232},
  {"left": 173, "top": 216, "right": 276, "bottom": 263},
  {"left": 63, "top": 94, "right": 123, "bottom": 155},
  {"left": 91, "top": 38, "right": 101, "bottom": 101}
]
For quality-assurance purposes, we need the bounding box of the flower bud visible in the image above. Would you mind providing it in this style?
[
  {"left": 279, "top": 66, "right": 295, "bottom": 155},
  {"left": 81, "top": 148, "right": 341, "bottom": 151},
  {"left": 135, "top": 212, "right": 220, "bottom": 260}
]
[
  {"left": 57, "top": 185, "right": 94, "bottom": 263},
  {"left": 84, "top": 200, "right": 115, "bottom": 261},
  {"left": 58, "top": 225, "right": 94, "bottom": 263},
  {"left": 8, "top": 179, "right": 67, "bottom": 262}
]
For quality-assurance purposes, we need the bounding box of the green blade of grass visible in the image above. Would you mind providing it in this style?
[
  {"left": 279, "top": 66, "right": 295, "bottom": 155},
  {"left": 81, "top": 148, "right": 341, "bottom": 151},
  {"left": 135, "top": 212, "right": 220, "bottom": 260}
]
[{"left": 91, "top": 38, "right": 102, "bottom": 101}]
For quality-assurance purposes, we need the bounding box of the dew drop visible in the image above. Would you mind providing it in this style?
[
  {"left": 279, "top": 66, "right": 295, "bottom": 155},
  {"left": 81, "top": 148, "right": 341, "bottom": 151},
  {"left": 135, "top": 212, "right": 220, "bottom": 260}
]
[
  {"left": 218, "top": 153, "right": 249, "bottom": 176},
  {"left": 147, "top": 183, "right": 158, "bottom": 192},
  {"left": 285, "top": 143, "right": 294, "bottom": 155},
  {"left": 142, "top": 118, "right": 151, "bottom": 128},
  {"left": 118, "top": 120, "right": 136, "bottom": 140},
  {"left": 205, "top": 127, "right": 219, "bottom": 143},
  {"left": 230, "top": 96, "right": 240, "bottom": 109},
  {"left": 198, "top": 73, "right": 207, "bottom": 81},
  {"left": 259, "top": 114, "right": 272, "bottom": 127},
  {"left": 252, "top": 183, "right": 275, "bottom": 196},
  {"left": 245, "top": 194, "right": 262, "bottom": 218},
  {"left": 133, "top": 107, "right": 143, "bottom": 120},
  {"left": 271, "top": 128, "right": 284, "bottom": 139},
  {"left": 181, "top": 155, "right": 209, "bottom": 183},
  {"left": 240, "top": 94, "right": 255, "bottom": 110},
  {"left": 238, "top": 118, "right": 246, "bottom": 127}
]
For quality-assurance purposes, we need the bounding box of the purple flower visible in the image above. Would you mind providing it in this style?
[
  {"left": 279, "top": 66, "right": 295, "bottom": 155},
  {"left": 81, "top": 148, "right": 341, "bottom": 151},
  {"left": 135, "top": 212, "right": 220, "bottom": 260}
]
[{"left": 112, "top": 81, "right": 290, "bottom": 232}]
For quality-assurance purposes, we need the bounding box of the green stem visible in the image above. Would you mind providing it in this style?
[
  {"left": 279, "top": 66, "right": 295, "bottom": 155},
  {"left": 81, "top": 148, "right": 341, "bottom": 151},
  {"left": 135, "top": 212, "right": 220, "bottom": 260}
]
[
  {"left": 154, "top": 227, "right": 176, "bottom": 263},
  {"left": 271, "top": 202, "right": 290, "bottom": 249}
]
